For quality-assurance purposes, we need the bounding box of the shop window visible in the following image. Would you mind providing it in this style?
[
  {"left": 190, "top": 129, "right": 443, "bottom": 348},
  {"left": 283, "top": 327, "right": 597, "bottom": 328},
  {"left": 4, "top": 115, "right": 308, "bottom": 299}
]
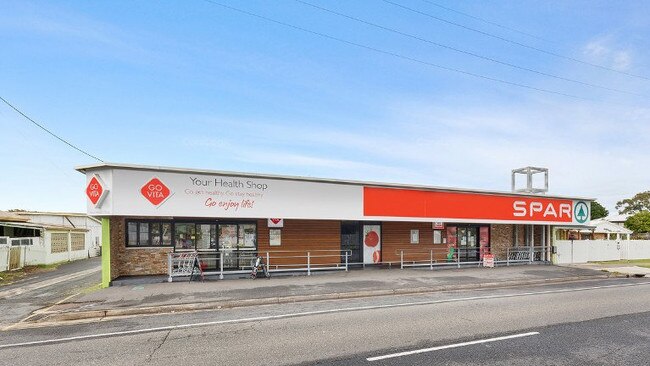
[
  {"left": 126, "top": 220, "right": 173, "bottom": 247},
  {"left": 269, "top": 229, "right": 281, "bottom": 246},
  {"left": 410, "top": 229, "right": 419, "bottom": 244},
  {"left": 71, "top": 233, "right": 85, "bottom": 251},
  {"left": 433, "top": 230, "right": 444, "bottom": 244},
  {"left": 51, "top": 233, "right": 68, "bottom": 253}
]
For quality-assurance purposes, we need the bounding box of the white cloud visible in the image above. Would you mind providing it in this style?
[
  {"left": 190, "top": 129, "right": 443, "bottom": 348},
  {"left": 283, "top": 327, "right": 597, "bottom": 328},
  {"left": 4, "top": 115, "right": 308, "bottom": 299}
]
[
  {"left": 582, "top": 36, "right": 634, "bottom": 71},
  {"left": 178, "top": 94, "right": 650, "bottom": 214}
]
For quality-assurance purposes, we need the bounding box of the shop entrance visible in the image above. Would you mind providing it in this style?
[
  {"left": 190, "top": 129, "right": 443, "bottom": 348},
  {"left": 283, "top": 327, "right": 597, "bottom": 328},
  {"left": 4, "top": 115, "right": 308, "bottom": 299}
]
[
  {"left": 173, "top": 221, "right": 257, "bottom": 270},
  {"left": 457, "top": 227, "right": 480, "bottom": 262},
  {"left": 218, "top": 223, "right": 257, "bottom": 270},
  {"left": 340, "top": 221, "right": 382, "bottom": 265},
  {"left": 341, "top": 221, "right": 362, "bottom": 265}
]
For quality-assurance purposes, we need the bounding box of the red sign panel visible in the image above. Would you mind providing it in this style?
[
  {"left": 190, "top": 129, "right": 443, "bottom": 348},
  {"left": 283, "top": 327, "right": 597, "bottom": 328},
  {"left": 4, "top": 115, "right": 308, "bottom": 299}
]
[
  {"left": 141, "top": 178, "right": 171, "bottom": 206},
  {"left": 363, "top": 187, "right": 573, "bottom": 223},
  {"left": 86, "top": 176, "right": 103, "bottom": 205}
]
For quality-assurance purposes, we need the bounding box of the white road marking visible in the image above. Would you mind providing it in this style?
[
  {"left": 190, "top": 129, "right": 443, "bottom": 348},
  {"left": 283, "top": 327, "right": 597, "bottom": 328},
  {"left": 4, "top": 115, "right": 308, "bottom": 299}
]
[
  {"left": 0, "top": 267, "right": 100, "bottom": 299},
  {"left": 0, "top": 280, "right": 648, "bottom": 349},
  {"left": 366, "top": 332, "right": 540, "bottom": 361}
]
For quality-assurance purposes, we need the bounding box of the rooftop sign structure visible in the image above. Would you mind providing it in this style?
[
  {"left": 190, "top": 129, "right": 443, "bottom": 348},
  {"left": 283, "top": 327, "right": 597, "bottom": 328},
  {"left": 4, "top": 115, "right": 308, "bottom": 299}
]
[{"left": 511, "top": 166, "right": 548, "bottom": 194}]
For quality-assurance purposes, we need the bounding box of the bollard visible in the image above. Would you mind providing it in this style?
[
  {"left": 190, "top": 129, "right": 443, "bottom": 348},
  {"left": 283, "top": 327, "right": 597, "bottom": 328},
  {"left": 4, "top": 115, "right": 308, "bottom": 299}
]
[
  {"left": 307, "top": 251, "right": 311, "bottom": 276},
  {"left": 219, "top": 251, "right": 224, "bottom": 280},
  {"left": 266, "top": 251, "right": 270, "bottom": 272},
  {"left": 167, "top": 253, "right": 173, "bottom": 283}
]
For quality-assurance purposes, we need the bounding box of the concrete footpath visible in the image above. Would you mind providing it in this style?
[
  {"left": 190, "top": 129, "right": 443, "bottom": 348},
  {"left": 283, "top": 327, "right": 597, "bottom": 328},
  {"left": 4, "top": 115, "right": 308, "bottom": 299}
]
[{"left": 12, "top": 264, "right": 613, "bottom": 327}]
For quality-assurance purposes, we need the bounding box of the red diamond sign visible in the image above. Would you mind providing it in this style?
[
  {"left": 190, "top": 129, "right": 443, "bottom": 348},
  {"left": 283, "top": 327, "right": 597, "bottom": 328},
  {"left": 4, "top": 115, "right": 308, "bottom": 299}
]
[
  {"left": 86, "top": 176, "right": 104, "bottom": 205},
  {"left": 141, "top": 177, "right": 171, "bottom": 206}
]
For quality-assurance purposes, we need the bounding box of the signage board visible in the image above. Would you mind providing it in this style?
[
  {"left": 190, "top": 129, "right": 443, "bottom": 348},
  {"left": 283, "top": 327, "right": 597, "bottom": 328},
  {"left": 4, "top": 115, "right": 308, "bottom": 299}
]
[
  {"left": 268, "top": 218, "right": 284, "bottom": 228},
  {"left": 364, "top": 187, "right": 589, "bottom": 225},
  {"left": 81, "top": 167, "right": 590, "bottom": 225},
  {"left": 433, "top": 222, "right": 445, "bottom": 230},
  {"left": 483, "top": 253, "right": 495, "bottom": 268}
]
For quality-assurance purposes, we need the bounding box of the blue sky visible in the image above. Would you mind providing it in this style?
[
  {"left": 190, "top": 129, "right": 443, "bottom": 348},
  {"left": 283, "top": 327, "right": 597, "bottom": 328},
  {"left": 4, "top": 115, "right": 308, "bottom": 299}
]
[{"left": 1, "top": 0, "right": 649, "bottom": 213}]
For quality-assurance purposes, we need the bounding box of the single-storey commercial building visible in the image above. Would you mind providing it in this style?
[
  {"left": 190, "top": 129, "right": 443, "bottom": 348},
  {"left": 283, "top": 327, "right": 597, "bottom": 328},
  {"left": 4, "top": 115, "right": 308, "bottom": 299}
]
[{"left": 76, "top": 163, "right": 592, "bottom": 287}]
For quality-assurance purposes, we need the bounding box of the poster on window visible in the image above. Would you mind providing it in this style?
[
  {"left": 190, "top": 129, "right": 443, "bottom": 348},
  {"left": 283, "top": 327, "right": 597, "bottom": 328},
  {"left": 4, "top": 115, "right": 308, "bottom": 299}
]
[
  {"left": 479, "top": 226, "right": 489, "bottom": 259},
  {"left": 446, "top": 226, "right": 457, "bottom": 261},
  {"left": 363, "top": 225, "right": 381, "bottom": 264}
]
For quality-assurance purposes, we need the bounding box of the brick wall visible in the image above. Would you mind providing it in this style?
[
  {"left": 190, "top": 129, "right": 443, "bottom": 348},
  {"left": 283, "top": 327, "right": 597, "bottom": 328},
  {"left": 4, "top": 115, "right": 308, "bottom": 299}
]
[
  {"left": 109, "top": 217, "right": 172, "bottom": 279},
  {"left": 490, "top": 224, "right": 513, "bottom": 258}
]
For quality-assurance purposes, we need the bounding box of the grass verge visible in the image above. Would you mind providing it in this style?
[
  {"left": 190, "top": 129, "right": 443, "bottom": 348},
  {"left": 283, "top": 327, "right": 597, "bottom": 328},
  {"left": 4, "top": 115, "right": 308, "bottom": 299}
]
[
  {"left": 593, "top": 259, "right": 650, "bottom": 269},
  {"left": 0, "top": 263, "right": 63, "bottom": 287}
]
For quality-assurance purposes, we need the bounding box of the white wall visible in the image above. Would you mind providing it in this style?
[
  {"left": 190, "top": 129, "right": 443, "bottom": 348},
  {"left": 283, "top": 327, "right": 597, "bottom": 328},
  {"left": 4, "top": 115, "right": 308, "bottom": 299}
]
[
  {"left": 0, "top": 245, "right": 8, "bottom": 271},
  {"left": 554, "top": 240, "right": 650, "bottom": 264},
  {"left": 17, "top": 214, "right": 102, "bottom": 256},
  {"left": 1, "top": 229, "right": 100, "bottom": 270}
]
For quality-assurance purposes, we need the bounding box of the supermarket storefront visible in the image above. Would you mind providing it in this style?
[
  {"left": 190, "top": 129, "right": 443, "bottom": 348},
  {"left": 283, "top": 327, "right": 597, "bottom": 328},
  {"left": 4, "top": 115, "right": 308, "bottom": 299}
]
[{"left": 77, "top": 163, "right": 592, "bottom": 287}]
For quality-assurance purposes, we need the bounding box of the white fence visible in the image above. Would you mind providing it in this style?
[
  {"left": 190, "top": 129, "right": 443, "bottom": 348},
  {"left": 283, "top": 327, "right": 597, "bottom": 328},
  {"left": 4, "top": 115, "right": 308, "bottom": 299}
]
[
  {"left": 554, "top": 240, "right": 650, "bottom": 264},
  {"left": 0, "top": 237, "right": 40, "bottom": 271}
]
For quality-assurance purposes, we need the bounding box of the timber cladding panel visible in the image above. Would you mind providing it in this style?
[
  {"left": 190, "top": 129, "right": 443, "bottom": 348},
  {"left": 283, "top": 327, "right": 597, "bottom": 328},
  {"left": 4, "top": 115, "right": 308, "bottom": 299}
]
[
  {"left": 257, "top": 219, "right": 341, "bottom": 268},
  {"left": 382, "top": 222, "right": 447, "bottom": 264}
]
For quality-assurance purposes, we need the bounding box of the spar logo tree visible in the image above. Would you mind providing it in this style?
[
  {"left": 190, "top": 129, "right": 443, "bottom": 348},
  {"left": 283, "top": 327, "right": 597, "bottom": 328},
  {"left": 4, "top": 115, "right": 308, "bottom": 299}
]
[{"left": 574, "top": 201, "right": 589, "bottom": 224}]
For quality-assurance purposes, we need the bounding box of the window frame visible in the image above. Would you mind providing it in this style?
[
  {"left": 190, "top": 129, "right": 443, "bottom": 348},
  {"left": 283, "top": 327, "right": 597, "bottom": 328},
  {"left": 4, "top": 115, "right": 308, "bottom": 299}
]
[{"left": 125, "top": 219, "right": 174, "bottom": 248}]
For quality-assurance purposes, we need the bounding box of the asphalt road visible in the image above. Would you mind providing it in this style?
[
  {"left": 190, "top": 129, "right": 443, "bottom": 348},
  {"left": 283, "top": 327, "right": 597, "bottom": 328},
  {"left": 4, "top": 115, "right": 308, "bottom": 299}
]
[
  {"left": 0, "top": 277, "right": 648, "bottom": 366},
  {"left": 0, "top": 257, "right": 101, "bottom": 327}
]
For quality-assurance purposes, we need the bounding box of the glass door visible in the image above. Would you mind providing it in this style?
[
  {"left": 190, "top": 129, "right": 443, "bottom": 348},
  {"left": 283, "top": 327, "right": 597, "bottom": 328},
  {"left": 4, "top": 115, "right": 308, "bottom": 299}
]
[
  {"left": 237, "top": 224, "right": 257, "bottom": 268},
  {"left": 218, "top": 224, "right": 239, "bottom": 269},
  {"left": 457, "top": 227, "right": 479, "bottom": 262},
  {"left": 196, "top": 224, "right": 217, "bottom": 270},
  {"left": 218, "top": 223, "right": 257, "bottom": 270},
  {"left": 341, "top": 221, "right": 361, "bottom": 264}
]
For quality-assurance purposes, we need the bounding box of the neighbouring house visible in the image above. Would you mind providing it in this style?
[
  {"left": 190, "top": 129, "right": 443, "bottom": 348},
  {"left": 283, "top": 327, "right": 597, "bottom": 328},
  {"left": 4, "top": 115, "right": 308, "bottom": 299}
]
[
  {"left": 554, "top": 218, "right": 632, "bottom": 241},
  {"left": 589, "top": 218, "right": 633, "bottom": 240},
  {"left": 603, "top": 214, "right": 630, "bottom": 228},
  {"left": 0, "top": 211, "right": 101, "bottom": 271}
]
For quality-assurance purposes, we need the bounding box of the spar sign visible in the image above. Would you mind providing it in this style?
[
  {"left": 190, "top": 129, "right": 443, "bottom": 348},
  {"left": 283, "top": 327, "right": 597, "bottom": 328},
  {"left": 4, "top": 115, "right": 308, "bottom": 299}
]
[{"left": 363, "top": 187, "right": 590, "bottom": 224}]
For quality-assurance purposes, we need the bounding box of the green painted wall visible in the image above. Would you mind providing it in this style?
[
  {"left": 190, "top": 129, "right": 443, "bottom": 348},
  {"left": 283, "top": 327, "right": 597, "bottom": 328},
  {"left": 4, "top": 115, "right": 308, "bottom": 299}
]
[{"left": 101, "top": 218, "right": 111, "bottom": 288}]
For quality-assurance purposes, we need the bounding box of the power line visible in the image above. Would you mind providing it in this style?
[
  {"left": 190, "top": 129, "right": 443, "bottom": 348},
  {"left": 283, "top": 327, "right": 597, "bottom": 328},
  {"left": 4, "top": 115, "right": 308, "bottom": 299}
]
[
  {"left": 201, "top": 1, "right": 605, "bottom": 102},
  {"left": 294, "top": 0, "right": 642, "bottom": 97},
  {"left": 421, "top": 0, "right": 553, "bottom": 43},
  {"left": 383, "top": 0, "right": 650, "bottom": 81},
  {"left": 0, "top": 96, "right": 104, "bottom": 162}
]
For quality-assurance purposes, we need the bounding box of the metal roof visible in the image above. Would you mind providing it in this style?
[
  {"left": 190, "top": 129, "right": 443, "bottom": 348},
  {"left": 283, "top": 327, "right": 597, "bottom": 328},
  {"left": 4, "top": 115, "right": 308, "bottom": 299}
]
[
  {"left": 0, "top": 211, "right": 29, "bottom": 223},
  {"left": 0, "top": 221, "right": 88, "bottom": 232},
  {"left": 75, "top": 162, "right": 594, "bottom": 201}
]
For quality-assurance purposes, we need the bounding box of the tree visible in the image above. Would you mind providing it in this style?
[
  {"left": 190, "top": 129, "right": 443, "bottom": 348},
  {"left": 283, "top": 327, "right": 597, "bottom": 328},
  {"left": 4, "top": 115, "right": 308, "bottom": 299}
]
[
  {"left": 590, "top": 201, "right": 608, "bottom": 220},
  {"left": 616, "top": 191, "right": 650, "bottom": 214},
  {"left": 624, "top": 211, "right": 650, "bottom": 233}
]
